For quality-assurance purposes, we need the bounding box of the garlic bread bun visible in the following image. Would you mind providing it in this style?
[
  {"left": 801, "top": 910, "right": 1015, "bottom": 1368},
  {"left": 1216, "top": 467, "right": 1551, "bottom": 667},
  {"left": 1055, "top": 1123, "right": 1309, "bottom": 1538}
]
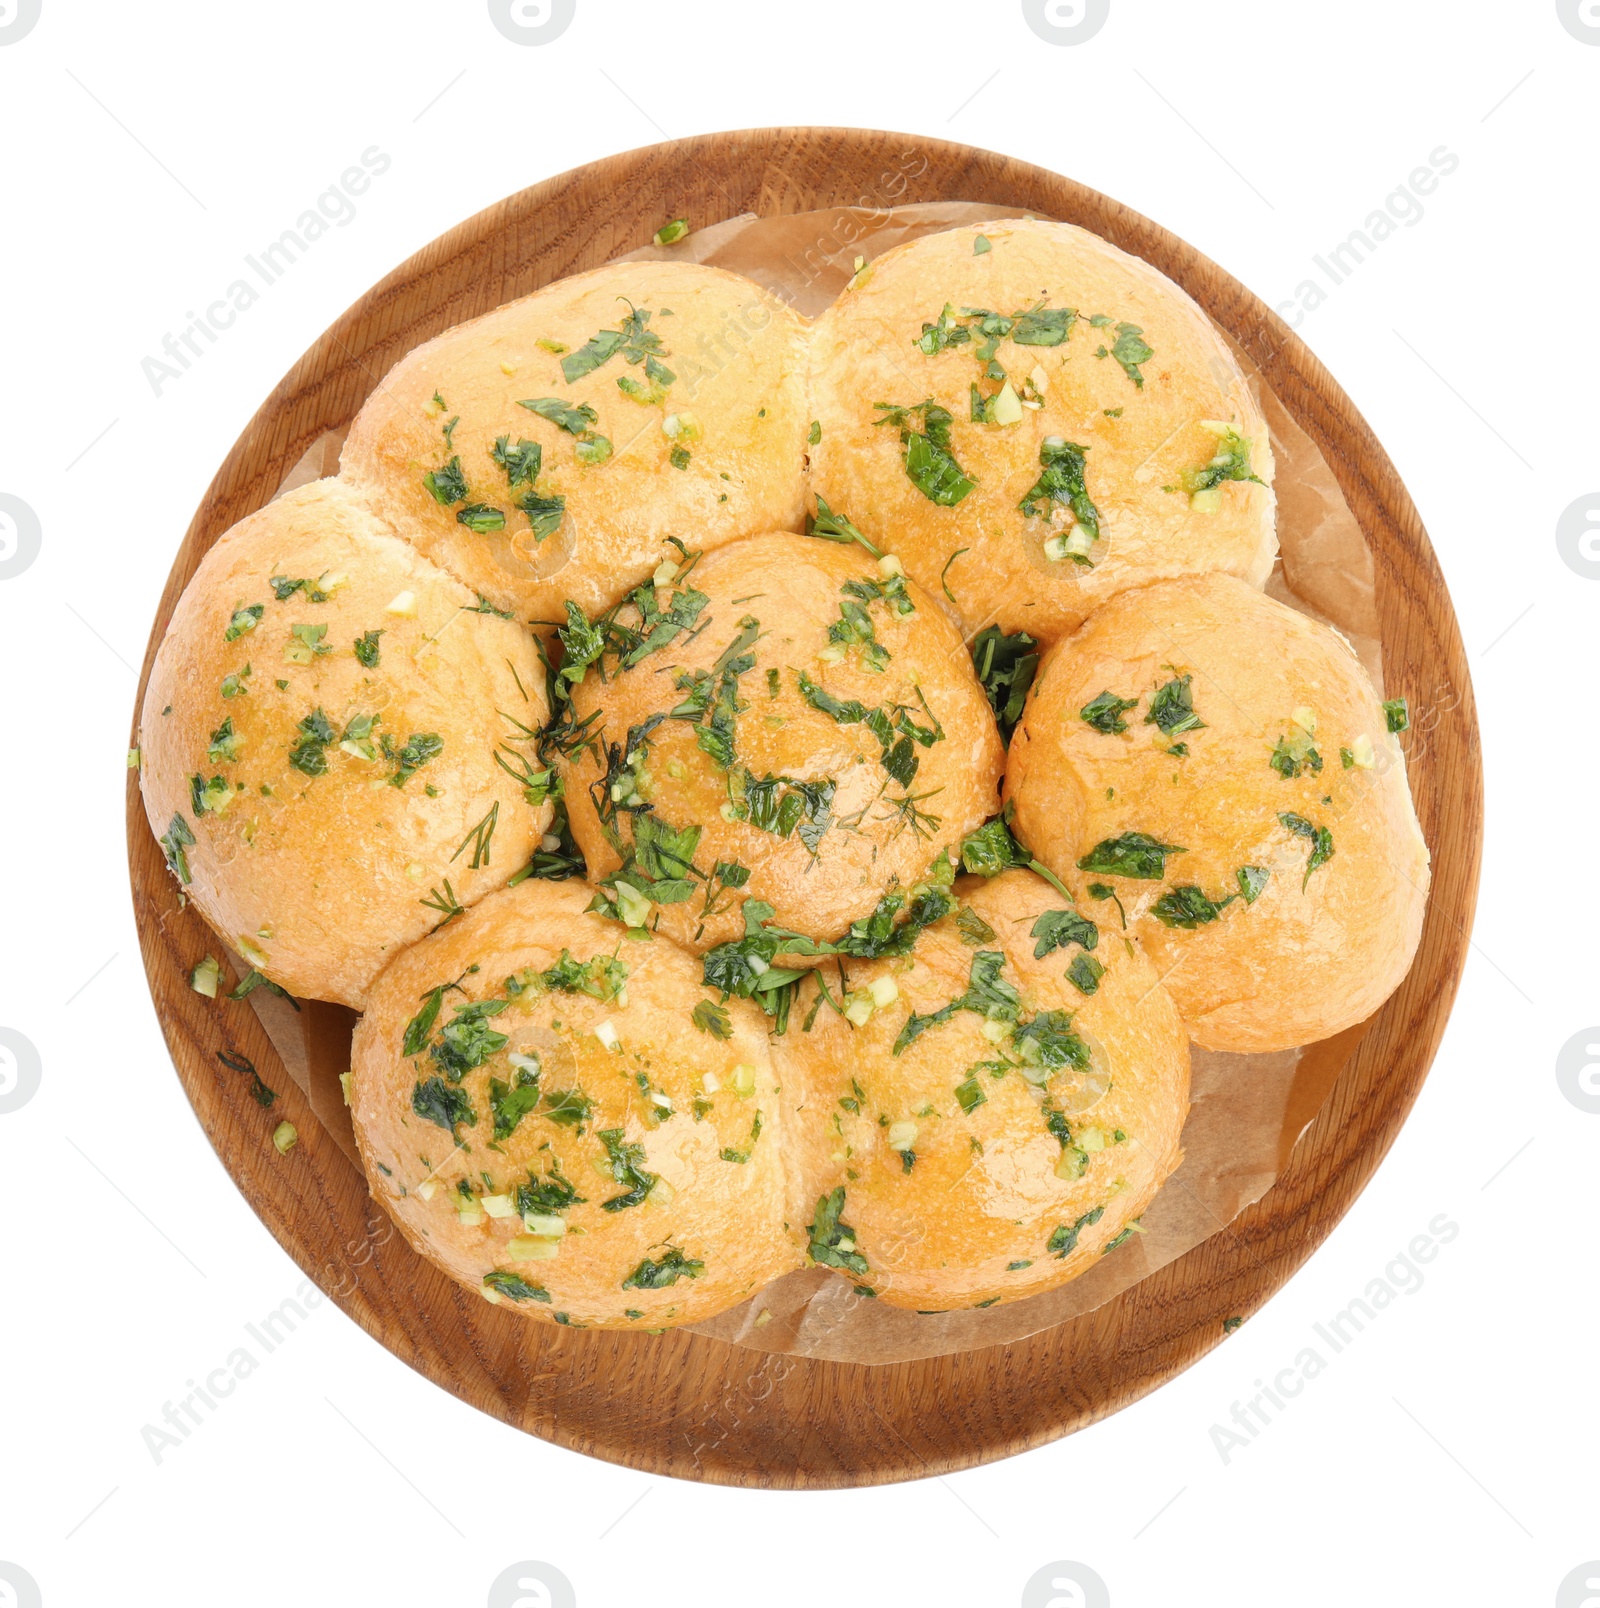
[
  {"left": 773, "top": 869, "right": 1189, "bottom": 1312},
  {"left": 349, "top": 877, "right": 800, "bottom": 1329},
  {"left": 1005, "top": 573, "right": 1429, "bottom": 1053},
  {"left": 138, "top": 479, "right": 552, "bottom": 1008},
  {"left": 559, "top": 531, "right": 1005, "bottom": 955},
  {"left": 340, "top": 261, "right": 809, "bottom": 621},
  {"left": 808, "top": 217, "right": 1276, "bottom": 642}
]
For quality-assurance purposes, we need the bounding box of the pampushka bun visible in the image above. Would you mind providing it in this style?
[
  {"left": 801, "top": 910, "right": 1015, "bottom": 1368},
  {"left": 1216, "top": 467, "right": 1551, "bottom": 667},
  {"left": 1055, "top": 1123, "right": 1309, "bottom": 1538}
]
[
  {"left": 348, "top": 877, "right": 801, "bottom": 1328},
  {"left": 138, "top": 479, "right": 553, "bottom": 1008},
  {"left": 1004, "top": 572, "right": 1429, "bottom": 1053},
  {"left": 559, "top": 531, "right": 1005, "bottom": 955},
  {"left": 808, "top": 217, "right": 1276, "bottom": 642},
  {"left": 341, "top": 261, "right": 810, "bottom": 622},
  {"left": 774, "top": 869, "right": 1189, "bottom": 1311}
]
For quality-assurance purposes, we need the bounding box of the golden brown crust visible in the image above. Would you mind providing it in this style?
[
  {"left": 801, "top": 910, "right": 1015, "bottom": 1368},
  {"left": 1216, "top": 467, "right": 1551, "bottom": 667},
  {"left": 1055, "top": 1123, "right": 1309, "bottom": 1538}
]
[
  {"left": 340, "top": 261, "right": 809, "bottom": 621},
  {"left": 773, "top": 870, "right": 1189, "bottom": 1311},
  {"left": 1005, "top": 572, "right": 1429, "bottom": 1052},
  {"left": 808, "top": 217, "right": 1276, "bottom": 643},
  {"left": 348, "top": 878, "right": 801, "bottom": 1329},
  {"left": 559, "top": 531, "right": 1005, "bottom": 952},
  {"left": 139, "top": 479, "right": 552, "bottom": 1007}
]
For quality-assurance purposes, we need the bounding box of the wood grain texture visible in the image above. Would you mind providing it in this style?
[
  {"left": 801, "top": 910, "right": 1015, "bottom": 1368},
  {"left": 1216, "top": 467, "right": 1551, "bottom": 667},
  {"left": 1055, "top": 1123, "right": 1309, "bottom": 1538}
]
[{"left": 126, "top": 128, "right": 1482, "bottom": 1488}]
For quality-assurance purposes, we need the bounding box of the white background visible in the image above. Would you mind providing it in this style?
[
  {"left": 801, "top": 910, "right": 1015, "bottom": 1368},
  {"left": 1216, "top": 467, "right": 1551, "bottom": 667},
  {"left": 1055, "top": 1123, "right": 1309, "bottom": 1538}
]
[{"left": 1, "top": 2, "right": 1596, "bottom": 1605}]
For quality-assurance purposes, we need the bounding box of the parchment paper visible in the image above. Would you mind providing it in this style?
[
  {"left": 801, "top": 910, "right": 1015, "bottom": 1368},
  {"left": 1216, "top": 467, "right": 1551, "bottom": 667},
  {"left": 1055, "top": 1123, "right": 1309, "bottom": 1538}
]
[{"left": 262, "top": 201, "right": 1385, "bottom": 1366}]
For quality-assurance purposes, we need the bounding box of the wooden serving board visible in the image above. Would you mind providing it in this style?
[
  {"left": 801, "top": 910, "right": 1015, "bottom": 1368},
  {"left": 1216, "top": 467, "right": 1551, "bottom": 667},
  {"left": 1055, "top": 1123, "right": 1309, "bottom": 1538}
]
[{"left": 126, "top": 128, "right": 1482, "bottom": 1488}]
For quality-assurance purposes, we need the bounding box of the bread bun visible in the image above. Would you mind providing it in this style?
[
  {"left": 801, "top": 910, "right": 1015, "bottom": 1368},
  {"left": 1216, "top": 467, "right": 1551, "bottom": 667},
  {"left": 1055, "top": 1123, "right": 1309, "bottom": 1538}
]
[
  {"left": 138, "top": 479, "right": 553, "bottom": 1007},
  {"left": 558, "top": 531, "right": 1005, "bottom": 958},
  {"left": 341, "top": 261, "right": 809, "bottom": 622},
  {"left": 1005, "top": 572, "right": 1428, "bottom": 1052},
  {"left": 774, "top": 869, "right": 1189, "bottom": 1311},
  {"left": 348, "top": 877, "right": 801, "bottom": 1328},
  {"left": 808, "top": 217, "right": 1276, "bottom": 642}
]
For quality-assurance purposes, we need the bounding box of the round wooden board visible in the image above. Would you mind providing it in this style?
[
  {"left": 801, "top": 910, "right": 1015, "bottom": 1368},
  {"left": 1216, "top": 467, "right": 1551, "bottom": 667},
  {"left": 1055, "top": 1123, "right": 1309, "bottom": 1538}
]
[{"left": 126, "top": 128, "right": 1482, "bottom": 1488}]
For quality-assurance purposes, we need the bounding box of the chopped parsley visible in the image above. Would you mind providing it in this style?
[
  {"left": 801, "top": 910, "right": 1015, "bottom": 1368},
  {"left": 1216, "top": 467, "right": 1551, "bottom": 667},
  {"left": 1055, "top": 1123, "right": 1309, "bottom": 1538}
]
[
  {"left": 560, "top": 302, "right": 673, "bottom": 387},
  {"left": 353, "top": 629, "right": 383, "bottom": 668},
  {"left": 517, "top": 1161, "right": 584, "bottom": 1217},
  {"left": 1099, "top": 322, "right": 1153, "bottom": 387},
  {"left": 1152, "top": 885, "right": 1236, "bottom": 928},
  {"left": 1146, "top": 674, "right": 1205, "bottom": 737},
  {"left": 1018, "top": 437, "right": 1101, "bottom": 562},
  {"left": 622, "top": 1246, "right": 703, "bottom": 1290},
  {"left": 158, "top": 812, "right": 195, "bottom": 884},
  {"left": 489, "top": 1066, "right": 542, "bottom": 1140},
  {"left": 807, "top": 495, "right": 881, "bottom": 558},
  {"left": 1076, "top": 832, "right": 1185, "bottom": 880},
  {"left": 484, "top": 1270, "right": 551, "bottom": 1303},
  {"left": 1236, "top": 865, "right": 1270, "bottom": 903},
  {"left": 288, "top": 708, "right": 336, "bottom": 776},
  {"left": 422, "top": 455, "right": 469, "bottom": 506},
  {"left": 206, "top": 716, "right": 241, "bottom": 764},
  {"left": 518, "top": 396, "right": 611, "bottom": 462},
  {"left": 1184, "top": 425, "right": 1264, "bottom": 496},
  {"left": 1080, "top": 690, "right": 1138, "bottom": 734},
  {"left": 873, "top": 400, "right": 975, "bottom": 506},
  {"left": 1065, "top": 953, "right": 1104, "bottom": 994},
  {"left": 491, "top": 435, "right": 543, "bottom": 486},
  {"left": 1279, "top": 813, "right": 1335, "bottom": 888},
  {"left": 389, "top": 731, "right": 443, "bottom": 788},
  {"left": 692, "top": 998, "right": 732, "bottom": 1039},
  {"left": 1048, "top": 1206, "right": 1105, "bottom": 1258},
  {"left": 1383, "top": 697, "right": 1409, "bottom": 733},
  {"left": 807, "top": 1187, "right": 868, "bottom": 1276},
  {"left": 969, "top": 626, "right": 1039, "bottom": 743},
  {"left": 1270, "top": 733, "right": 1322, "bottom": 779},
  {"left": 224, "top": 604, "right": 263, "bottom": 642},
  {"left": 597, "top": 1128, "right": 657, "bottom": 1211},
  {"left": 411, "top": 1075, "right": 474, "bottom": 1136},
  {"left": 1031, "top": 908, "right": 1099, "bottom": 960}
]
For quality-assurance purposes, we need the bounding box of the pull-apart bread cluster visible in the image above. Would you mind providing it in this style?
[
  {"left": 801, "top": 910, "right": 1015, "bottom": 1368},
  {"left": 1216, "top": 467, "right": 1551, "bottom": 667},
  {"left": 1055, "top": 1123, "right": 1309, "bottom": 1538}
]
[{"left": 141, "top": 221, "right": 1426, "bottom": 1329}]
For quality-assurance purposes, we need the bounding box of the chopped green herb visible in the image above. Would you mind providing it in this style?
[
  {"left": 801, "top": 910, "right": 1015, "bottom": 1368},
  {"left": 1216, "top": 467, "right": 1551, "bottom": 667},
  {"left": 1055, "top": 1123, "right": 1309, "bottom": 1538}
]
[
  {"left": 489, "top": 1066, "right": 543, "bottom": 1140},
  {"left": 1018, "top": 437, "right": 1101, "bottom": 563},
  {"left": 484, "top": 1270, "right": 552, "bottom": 1303},
  {"left": 807, "top": 1187, "right": 868, "bottom": 1276},
  {"left": 1146, "top": 675, "right": 1205, "bottom": 737},
  {"left": 1236, "top": 865, "right": 1271, "bottom": 904},
  {"left": 1279, "top": 813, "right": 1335, "bottom": 888},
  {"left": 1030, "top": 908, "right": 1099, "bottom": 960},
  {"left": 806, "top": 494, "right": 880, "bottom": 558},
  {"left": 1103, "top": 322, "right": 1152, "bottom": 387},
  {"left": 1383, "top": 697, "right": 1409, "bottom": 733},
  {"left": 456, "top": 503, "right": 506, "bottom": 533},
  {"left": 873, "top": 401, "right": 975, "bottom": 506},
  {"left": 973, "top": 234, "right": 991, "bottom": 254},
  {"left": 1048, "top": 1206, "right": 1105, "bottom": 1258},
  {"left": 423, "top": 456, "right": 469, "bottom": 506},
  {"left": 622, "top": 1246, "right": 703, "bottom": 1289},
  {"left": 1065, "top": 953, "right": 1104, "bottom": 994},
  {"left": 808, "top": 419, "right": 822, "bottom": 445},
  {"left": 1080, "top": 690, "right": 1139, "bottom": 734},
  {"left": 598, "top": 1128, "right": 657, "bottom": 1211},
  {"left": 353, "top": 629, "right": 383, "bottom": 668},
  {"left": 224, "top": 604, "right": 263, "bottom": 642},
  {"left": 969, "top": 625, "right": 1038, "bottom": 743},
  {"left": 1152, "top": 885, "right": 1236, "bottom": 928},
  {"left": 1184, "top": 425, "right": 1263, "bottom": 496},
  {"left": 1076, "top": 832, "right": 1184, "bottom": 880},
  {"left": 692, "top": 998, "right": 732, "bottom": 1039},
  {"left": 412, "top": 1076, "right": 474, "bottom": 1136}
]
